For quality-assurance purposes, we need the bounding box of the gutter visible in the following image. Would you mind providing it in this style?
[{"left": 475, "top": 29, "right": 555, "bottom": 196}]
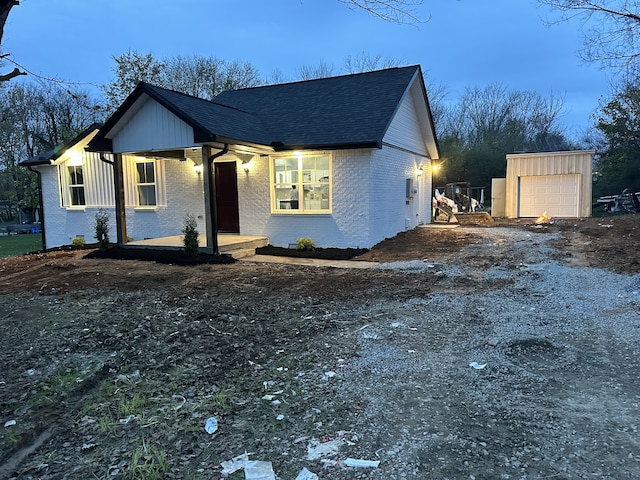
[
  {"left": 26, "top": 166, "right": 46, "bottom": 250},
  {"left": 207, "top": 144, "right": 229, "bottom": 255}
]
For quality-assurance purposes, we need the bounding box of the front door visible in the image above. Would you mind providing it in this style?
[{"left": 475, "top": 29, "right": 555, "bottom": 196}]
[{"left": 215, "top": 161, "right": 240, "bottom": 233}]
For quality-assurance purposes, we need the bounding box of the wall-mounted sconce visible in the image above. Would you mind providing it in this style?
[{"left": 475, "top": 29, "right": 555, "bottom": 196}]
[
  {"left": 241, "top": 160, "right": 253, "bottom": 173},
  {"left": 193, "top": 164, "right": 203, "bottom": 175},
  {"left": 416, "top": 165, "right": 424, "bottom": 176}
]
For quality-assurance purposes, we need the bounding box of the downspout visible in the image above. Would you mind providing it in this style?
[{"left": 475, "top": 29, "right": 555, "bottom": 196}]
[
  {"left": 207, "top": 144, "right": 229, "bottom": 255},
  {"left": 27, "top": 166, "right": 46, "bottom": 250},
  {"left": 99, "top": 153, "right": 114, "bottom": 165}
]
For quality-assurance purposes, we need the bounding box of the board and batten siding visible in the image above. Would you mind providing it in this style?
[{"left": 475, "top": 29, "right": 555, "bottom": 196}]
[
  {"left": 382, "top": 81, "right": 429, "bottom": 156},
  {"left": 505, "top": 150, "right": 593, "bottom": 218},
  {"left": 111, "top": 97, "right": 196, "bottom": 153},
  {"left": 79, "top": 151, "right": 116, "bottom": 207}
]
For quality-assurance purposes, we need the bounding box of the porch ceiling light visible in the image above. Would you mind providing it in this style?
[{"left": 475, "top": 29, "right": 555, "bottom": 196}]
[{"left": 67, "top": 150, "right": 83, "bottom": 166}]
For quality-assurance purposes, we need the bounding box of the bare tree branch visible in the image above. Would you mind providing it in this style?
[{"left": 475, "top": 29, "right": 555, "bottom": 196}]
[
  {"left": 540, "top": 0, "right": 640, "bottom": 71},
  {"left": 0, "top": 0, "right": 18, "bottom": 40},
  {"left": 0, "top": 66, "right": 24, "bottom": 81},
  {"left": 0, "top": 0, "right": 23, "bottom": 82},
  {"left": 337, "top": 0, "right": 426, "bottom": 24}
]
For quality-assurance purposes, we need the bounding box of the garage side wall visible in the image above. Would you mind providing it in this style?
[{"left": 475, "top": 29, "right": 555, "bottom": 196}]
[{"left": 505, "top": 151, "right": 593, "bottom": 218}]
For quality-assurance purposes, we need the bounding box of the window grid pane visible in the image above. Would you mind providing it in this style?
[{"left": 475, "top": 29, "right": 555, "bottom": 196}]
[
  {"left": 272, "top": 155, "right": 330, "bottom": 212},
  {"left": 68, "top": 166, "right": 85, "bottom": 206},
  {"left": 136, "top": 161, "right": 157, "bottom": 206}
]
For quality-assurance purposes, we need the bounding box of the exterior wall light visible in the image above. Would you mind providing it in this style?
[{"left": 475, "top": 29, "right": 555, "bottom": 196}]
[
  {"left": 193, "top": 164, "right": 203, "bottom": 175},
  {"left": 416, "top": 165, "right": 424, "bottom": 176},
  {"left": 242, "top": 160, "right": 252, "bottom": 172}
]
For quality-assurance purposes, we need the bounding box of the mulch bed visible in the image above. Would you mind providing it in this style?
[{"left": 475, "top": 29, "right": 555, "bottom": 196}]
[
  {"left": 84, "top": 247, "right": 236, "bottom": 265},
  {"left": 256, "top": 245, "right": 369, "bottom": 260}
]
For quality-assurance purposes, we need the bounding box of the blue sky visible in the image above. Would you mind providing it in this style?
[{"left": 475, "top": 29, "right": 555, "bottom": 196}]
[{"left": 4, "top": 0, "right": 615, "bottom": 138}]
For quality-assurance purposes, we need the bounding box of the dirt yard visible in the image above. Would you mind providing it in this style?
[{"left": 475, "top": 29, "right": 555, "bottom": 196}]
[{"left": 1, "top": 215, "right": 639, "bottom": 479}]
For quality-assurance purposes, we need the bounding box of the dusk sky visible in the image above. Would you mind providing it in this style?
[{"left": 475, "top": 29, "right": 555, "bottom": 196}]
[{"left": 4, "top": 0, "right": 616, "bottom": 138}]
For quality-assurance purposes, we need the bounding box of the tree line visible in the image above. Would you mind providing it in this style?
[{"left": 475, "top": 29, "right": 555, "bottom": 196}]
[
  {"left": 1, "top": 48, "right": 638, "bottom": 222},
  {"left": 2, "top": 0, "right": 640, "bottom": 222}
]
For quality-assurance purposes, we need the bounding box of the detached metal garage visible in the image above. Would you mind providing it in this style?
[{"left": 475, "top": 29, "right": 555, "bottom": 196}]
[{"left": 505, "top": 150, "right": 593, "bottom": 218}]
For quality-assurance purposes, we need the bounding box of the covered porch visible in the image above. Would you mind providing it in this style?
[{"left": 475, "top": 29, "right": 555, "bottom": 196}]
[{"left": 127, "top": 234, "right": 268, "bottom": 258}]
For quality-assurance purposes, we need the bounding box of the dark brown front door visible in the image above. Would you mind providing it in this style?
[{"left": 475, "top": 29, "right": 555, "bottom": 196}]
[{"left": 215, "top": 162, "right": 240, "bottom": 233}]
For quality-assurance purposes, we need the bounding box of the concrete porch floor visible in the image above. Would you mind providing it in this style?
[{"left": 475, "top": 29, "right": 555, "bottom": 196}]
[{"left": 127, "top": 234, "right": 268, "bottom": 257}]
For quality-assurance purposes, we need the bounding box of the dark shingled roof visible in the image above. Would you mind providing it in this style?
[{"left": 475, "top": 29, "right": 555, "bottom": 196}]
[
  {"left": 88, "top": 65, "right": 427, "bottom": 152},
  {"left": 20, "top": 123, "right": 102, "bottom": 166},
  {"left": 214, "top": 65, "right": 421, "bottom": 149}
]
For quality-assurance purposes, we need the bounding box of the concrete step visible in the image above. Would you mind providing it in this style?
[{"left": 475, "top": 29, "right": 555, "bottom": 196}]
[{"left": 219, "top": 237, "right": 268, "bottom": 258}]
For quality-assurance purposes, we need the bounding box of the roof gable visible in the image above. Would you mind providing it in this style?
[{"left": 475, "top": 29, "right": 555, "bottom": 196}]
[{"left": 20, "top": 123, "right": 102, "bottom": 166}]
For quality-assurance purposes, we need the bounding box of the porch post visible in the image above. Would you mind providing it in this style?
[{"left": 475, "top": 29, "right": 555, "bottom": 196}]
[
  {"left": 113, "top": 153, "right": 127, "bottom": 245},
  {"left": 201, "top": 145, "right": 219, "bottom": 254}
]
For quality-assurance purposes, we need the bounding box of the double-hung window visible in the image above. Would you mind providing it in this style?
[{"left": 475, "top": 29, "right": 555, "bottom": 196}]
[
  {"left": 135, "top": 160, "right": 156, "bottom": 206},
  {"left": 272, "top": 154, "right": 331, "bottom": 213},
  {"left": 67, "top": 165, "right": 85, "bottom": 206}
]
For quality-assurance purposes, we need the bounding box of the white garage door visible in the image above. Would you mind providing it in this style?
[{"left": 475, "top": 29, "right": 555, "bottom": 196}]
[{"left": 518, "top": 174, "right": 580, "bottom": 218}]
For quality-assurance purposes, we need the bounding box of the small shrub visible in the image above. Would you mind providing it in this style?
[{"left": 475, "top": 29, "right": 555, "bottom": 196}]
[
  {"left": 71, "top": 236, "right": 85, "bottom": 247},
  {"left": 296, "top": 237, "right": 315, "bottom": 251},
  {"left": 182, "top": 214, "right": 199, "bottom": 256},
  {"left": 94, "top": 209, "right": 110, "bottom": 251}
]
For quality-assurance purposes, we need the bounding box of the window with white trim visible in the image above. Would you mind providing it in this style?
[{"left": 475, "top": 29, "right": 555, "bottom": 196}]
[
  {"left": 67, "top": 165, "right": 86, "bottom": 206},
  {"left": 271, "top": 154, "right": 331, "bottom": 213},
  {"left": 135, "top": 160, "right": 157, "bottom": 206}
]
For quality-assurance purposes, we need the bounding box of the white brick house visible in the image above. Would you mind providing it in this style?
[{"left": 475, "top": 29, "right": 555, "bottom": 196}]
[{"left": 23, "top": 66, "right": 440, "bottom": 252}]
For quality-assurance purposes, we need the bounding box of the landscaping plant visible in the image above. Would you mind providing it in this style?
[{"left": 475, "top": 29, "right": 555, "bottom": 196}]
[{"left": 182, "top": 214, "right": 199, "bottom": 256}]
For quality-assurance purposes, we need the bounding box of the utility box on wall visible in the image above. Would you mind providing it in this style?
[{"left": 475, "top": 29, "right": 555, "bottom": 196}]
[{"left": 406, "top": 178, "right": 414, "bottom": 198}]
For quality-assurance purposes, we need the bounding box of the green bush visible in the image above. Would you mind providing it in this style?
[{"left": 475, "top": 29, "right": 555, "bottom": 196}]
[
  {"left": 94, "top": 209, "right": 110, "bottom": 251},
  {"left": 296, "top": 237, "right": 315, "bottom": 251},
  {"left": 71, "top": 236, "right": 85, "bottom": 247},
  {"left": 182, "top": 214, "right": 199, "bottom": 256}
]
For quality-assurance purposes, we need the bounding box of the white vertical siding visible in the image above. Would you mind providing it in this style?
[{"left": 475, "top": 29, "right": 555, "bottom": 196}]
[
  {"left": 82, "top": 151, "right": 115, "bottom": 207},
  {"left": 505, "top": 150, "right": 593, "bottom": 218},
  {"left": 112, "top": 98, "right": 196, "bottom": 153},
  {"left": 383, "top": 85, "right": 429, "bottom": 156}
]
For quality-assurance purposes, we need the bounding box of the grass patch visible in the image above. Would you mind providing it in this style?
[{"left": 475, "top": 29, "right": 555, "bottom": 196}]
[
  {"left": 128, "top": 439, "right": 168, "bottom": 480},
  {"left": 28, "top": 367, "right": 87, "bottom": 408},
  {"left": 1, "top": 428, "right": 21, "bottom": 447},
  {"left": 0, "top": 233, "right": 41, "bottom": 258},
  {"left": 210, "top": 389, "right": 235, "bottom": 415}
]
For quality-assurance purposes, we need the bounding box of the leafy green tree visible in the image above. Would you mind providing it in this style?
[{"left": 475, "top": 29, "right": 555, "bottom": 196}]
[{"left": 592, "top": 79, "right": 640, "bottom": 195}]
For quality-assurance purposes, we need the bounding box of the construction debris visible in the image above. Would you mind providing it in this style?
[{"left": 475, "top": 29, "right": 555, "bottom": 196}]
[{"left": 596, "top": 188, "right": 640, "bottom": 214}]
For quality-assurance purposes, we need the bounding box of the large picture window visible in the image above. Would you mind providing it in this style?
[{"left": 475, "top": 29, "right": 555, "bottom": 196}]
[
  {"left": 135, "top": 160, "right": 157, "bottom": 206},
  {"left": 272, "top": 154, "right": 331, "bottom": 213},
  {"left": 68, "top": 165, "right": 85, "bottom": 206}
]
